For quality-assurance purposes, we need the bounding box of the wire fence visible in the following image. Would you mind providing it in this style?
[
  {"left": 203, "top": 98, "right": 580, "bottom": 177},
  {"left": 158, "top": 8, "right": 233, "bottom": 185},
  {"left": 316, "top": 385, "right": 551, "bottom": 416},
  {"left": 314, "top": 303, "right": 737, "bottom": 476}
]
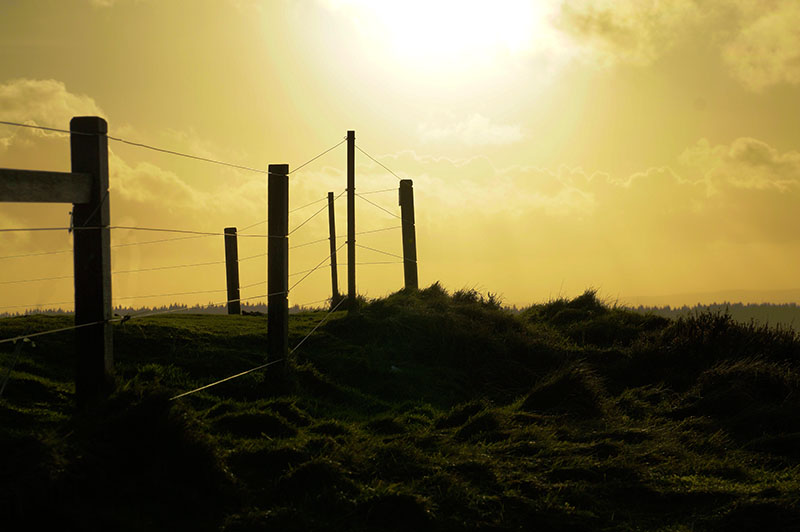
[{"left": 1, "top": 119, "right": 419, "bottom": 397}]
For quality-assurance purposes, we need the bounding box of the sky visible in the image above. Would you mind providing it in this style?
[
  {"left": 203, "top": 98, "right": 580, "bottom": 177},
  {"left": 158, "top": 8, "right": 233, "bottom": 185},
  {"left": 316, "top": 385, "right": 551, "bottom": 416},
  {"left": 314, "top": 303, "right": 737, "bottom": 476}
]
[{"left": 1, "top": 0, "right": 800, "bottom": 312}]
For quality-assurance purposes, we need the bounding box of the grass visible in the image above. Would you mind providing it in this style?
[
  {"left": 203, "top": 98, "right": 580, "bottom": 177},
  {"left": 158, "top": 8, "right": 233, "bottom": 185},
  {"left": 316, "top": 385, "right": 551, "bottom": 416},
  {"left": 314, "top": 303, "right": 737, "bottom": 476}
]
[{"left": 1, "top": 285, "right": 799, "bottom": 531}]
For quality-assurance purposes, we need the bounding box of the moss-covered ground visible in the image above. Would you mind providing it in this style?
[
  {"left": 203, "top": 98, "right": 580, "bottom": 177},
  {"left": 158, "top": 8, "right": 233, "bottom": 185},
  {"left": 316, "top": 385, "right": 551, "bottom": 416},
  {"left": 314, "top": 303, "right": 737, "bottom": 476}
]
[{"left": 1, "top": 285, "right": 799, "bottom": 531}]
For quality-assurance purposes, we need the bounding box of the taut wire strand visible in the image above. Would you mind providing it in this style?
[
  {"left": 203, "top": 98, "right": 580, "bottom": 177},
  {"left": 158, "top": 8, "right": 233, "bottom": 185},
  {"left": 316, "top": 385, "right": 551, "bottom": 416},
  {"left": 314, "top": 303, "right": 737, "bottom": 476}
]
[
  {"left": 356, "top": 226, "right": 402, "bottom": 236},
  {"left": 355, "top": 194, "right": 402, "bottom": 220},
  {"left": 0, "top": 227, "right": 72, "bottom": 233},
  {"left": 290, "top": 196, "right": 327, "bottom": 214},
  {"left": 1, "top": 120, "right": 345, "bottom": 176},
  {"left": 289, "top": 264, "right": 329, "bottom": 278},
  {"left": 109, "top": 226, "right": 278, "bottom": 238},
  {"left": 169, "top": 296, "right": 347, "bottom": 401},
  {"left": 0, "top": 319, "right": 112, "bottom": 345},
  {"left": 288, "top": 139, "right": 347, "bottom": 174},
  {"left": 106, "top": 134, "right": 271, "bottom": 174},
  {"left": 358, "top": 188, "right": 397, "bottom": 195},
  {"left": 0, "top": 120, "right": 87, "bottom": 136},
  {"left": 288, "top": 296, "right": 347, "bottom": 354},
  {"left": 288, "top": 190, "right": 345, "bottom": 235},
  {"left": 0, "top": 292, "right": 276, "bottom": 344},
  {"left": 355, "top": 243, "right": 412, "bottom": 262},
  {"left": 113, "top": 288, "right": 228, "bottom": 301},
  {"left": 1, "top": 274, "right": 73, "bottom": 285},
  {"left": 169, "top": 359, "right": 285, "bottom": 400},
  {"left": 355, "top": 145, "right": 404, "bottom": 181},
  {"left": 289, "top": 241, "right": 346, "bottom": 292},
  {"left": 0, "top": 300, "right": 74, "bottom": 311},
  {"left": 0, "top": 249, "right": 73, "bottom": 260},
  {"left": 111, "top": 252, "right": 266, "bottom": 276},
  {"left": 290, "top": 237, "right": 329, "bottom": 250}
]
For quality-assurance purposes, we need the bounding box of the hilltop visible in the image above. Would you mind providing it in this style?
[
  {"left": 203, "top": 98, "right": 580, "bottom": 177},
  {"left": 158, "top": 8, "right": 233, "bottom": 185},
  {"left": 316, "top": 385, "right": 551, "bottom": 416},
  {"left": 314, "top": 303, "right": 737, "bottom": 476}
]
[{"left": 1, "top": 285, "right": 799, "bottom": 531}]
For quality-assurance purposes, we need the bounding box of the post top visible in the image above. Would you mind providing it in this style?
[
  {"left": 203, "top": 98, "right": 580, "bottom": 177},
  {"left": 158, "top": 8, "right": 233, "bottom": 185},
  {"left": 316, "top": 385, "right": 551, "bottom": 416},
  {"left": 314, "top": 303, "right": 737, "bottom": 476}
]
[
  {"left": 70, "top": 116, "right": 108, "bottom": 134},
  {"left": 224, "top": 227, "right": 237, "bottom": 233},
  {"left": 400, "top": 179, "right": 413, "bottom": 187},
  {"left": 347, "top": 130, "right": 355, "bottom": 139},
  {"left": 268, "top": 164, "right": 290, "bottom": 174}
]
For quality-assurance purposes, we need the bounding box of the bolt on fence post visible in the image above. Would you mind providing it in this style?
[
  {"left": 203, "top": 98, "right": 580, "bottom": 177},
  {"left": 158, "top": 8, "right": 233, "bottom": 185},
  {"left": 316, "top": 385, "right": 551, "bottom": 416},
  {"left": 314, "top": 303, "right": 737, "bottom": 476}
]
[
  {"left": 399, "top": 179, "right": 419, "bottom": 290},
  {"left": 346, "top": 130, "right": 357, "bottom": 312},
  {"left": 70, "top": 116, "right": 114, "bottom": 408},
  {"left": 224, "top": 227, "right": 241, "bottom": 315},
  {"left": 327, "top": 192, "right": 341, "bottom": 309},
  {"left": 268, "top": 164, "right": 289, "bottom": 362}
]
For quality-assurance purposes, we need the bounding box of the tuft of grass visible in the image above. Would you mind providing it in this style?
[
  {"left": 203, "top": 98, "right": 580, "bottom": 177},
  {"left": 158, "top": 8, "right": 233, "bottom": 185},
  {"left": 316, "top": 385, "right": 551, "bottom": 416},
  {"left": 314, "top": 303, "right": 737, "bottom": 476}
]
[
  {"left": 520, "top": 362, "right": 610, "bottom": 419},
  {"left": 684, "top": 357, "right": 800, "bottom": 441}
]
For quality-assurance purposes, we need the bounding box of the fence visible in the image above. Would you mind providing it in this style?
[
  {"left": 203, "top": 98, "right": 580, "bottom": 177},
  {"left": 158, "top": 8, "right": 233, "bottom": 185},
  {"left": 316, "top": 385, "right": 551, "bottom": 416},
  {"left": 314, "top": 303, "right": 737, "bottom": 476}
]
[{"left": 0, "top": 117, "right": 419, "bottom": 407}]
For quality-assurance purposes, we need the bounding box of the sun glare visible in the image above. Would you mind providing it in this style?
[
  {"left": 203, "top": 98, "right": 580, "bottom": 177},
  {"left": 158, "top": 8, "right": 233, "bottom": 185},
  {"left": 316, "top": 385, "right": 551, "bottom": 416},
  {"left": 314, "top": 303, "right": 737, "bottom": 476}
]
[{"left": 331, "top": 0, "right": 554, "bottom": 65}]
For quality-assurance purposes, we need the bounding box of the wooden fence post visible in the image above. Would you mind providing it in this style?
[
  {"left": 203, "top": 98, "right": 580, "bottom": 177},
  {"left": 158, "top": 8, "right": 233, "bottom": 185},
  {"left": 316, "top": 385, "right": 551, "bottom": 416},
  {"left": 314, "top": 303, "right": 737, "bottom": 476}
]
[
  {"left": 399, "top": 179, "right": 418, "bottom": 290},
  {"left": 346, "top": 130, "right": 357, "bottom": 311},
  {"left": 268, "top": 164, "right": 289, "bottom": 361},
  {"left": 224, "top": 227, "right": 241, "bottom": 315},
  {"left": 70, "top": 116, "right": 114, "bottom": 408},
  {"left": 327, "top": 191, "right": 341, "bottom": 308}
]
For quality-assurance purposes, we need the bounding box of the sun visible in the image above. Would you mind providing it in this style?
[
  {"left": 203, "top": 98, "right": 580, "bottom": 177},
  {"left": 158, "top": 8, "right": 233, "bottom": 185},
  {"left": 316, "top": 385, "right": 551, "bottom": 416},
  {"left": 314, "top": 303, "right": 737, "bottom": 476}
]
[{"left": 329, "top": 0, "right": 555, "bottom": 66}]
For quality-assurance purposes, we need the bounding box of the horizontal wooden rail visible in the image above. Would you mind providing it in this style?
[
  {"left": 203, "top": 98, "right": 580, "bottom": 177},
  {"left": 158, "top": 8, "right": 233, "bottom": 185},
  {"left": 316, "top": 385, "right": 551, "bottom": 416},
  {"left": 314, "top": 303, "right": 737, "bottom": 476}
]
[{"left": 0, "top": 168, "right": 92, "bottom": 203}]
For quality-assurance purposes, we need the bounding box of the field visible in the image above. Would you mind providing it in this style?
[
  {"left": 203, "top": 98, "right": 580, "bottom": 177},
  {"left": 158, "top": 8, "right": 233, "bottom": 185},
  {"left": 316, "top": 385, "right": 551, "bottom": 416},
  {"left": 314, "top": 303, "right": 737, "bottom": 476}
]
[{"left": 1, "top": 285, "right": 799, "bottom": 531}]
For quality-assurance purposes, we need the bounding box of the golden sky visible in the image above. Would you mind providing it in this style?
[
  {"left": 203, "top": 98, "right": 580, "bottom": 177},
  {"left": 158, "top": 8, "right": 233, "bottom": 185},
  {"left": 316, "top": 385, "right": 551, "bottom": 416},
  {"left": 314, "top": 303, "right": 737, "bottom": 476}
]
[{"left": 2, "top": 0, "right": 800, "bottom": 311}]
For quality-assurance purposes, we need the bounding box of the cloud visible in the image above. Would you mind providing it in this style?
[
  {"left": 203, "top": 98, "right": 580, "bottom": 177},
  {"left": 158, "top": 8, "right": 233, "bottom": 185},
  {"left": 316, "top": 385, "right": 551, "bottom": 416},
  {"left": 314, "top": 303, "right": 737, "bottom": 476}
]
[
  {"left": 0, "top": 78, "right": 105, "bottom": 150},
  {"left": 376, "top": 134, "right": 800, "bottom": 250},
  {"left": 721, "top": 3, "right": 800, "bottom": 91},
  {"left": 418, "top": 114, "right": 523, "bottom": 146},
  {"left": 555, "top": 0, "right": 700, "bottom": 66},
  {"left": 556, "top": 1, "right": 800, "bottom": 91}
]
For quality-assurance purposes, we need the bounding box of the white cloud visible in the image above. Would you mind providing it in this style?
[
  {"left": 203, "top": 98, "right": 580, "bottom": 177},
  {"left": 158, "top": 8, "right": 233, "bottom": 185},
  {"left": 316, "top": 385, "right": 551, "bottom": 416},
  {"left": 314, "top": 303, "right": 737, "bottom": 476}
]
[
  {"left": 0, "top": 78, "right": 105, "bottom": 150},
  {"left": 418, "top": 114, "right": 523, "bottom": 146}
]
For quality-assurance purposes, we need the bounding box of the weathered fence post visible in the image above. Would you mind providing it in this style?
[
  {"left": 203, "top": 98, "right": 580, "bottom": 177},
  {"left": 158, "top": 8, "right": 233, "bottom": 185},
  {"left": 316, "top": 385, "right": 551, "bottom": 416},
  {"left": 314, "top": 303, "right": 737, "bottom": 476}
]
[
  {"left": 70, "top": 116, "right": 114, "bottom": 408},
  {"left": 399, "top": 179, "right": 418, "bottom": 290},
  {"left": 327, "top": 191, "right": 341, "bottom": 308},
  {"left": 268, "top": 164, "right": 289, "bottom": 361},
  {"left": 224, "top": 227, "right": 241, "bottom": 315},
  {"left": 1, "top": 116, "right": 113, "bottom": 407},
  {"left": 346, "top": 130, "right": 357, "bottom": 311}
]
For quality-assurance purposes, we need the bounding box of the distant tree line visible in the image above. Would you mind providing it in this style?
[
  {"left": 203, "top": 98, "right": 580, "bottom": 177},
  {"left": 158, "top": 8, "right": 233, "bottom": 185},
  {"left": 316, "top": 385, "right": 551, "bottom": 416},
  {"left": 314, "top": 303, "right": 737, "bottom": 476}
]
[
  {"left": 629, "top": 302, "right": 800, "bottom": 329},
  {"left": 0, "top": 301, "right": 327, "bottom": 318}
]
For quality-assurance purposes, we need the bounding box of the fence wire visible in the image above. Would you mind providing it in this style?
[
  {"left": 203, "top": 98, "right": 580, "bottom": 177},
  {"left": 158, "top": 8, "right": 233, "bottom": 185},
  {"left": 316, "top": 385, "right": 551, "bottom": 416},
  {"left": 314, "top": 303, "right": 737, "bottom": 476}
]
[
  {"left": 0, "top": 120, "right": 346, "bottom": 178},
  {"left": 355, "top": 145, "right": 404, "bottom": 181},
  {"left": 168, "top": 296, "right": 347, "bottom": 401},
  {"left": 356, "top": 194, "right": 402, "bottom": 220},
  {"left": 2, "top": 120, "right": 416, "bottom": 375}
]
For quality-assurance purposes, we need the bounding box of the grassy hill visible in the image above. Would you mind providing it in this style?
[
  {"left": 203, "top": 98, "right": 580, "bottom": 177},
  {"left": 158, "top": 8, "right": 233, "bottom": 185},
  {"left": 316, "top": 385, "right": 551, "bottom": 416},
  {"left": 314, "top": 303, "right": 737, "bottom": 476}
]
[{"left": 1, "top": 284, "right": 799, "bottom": 531}]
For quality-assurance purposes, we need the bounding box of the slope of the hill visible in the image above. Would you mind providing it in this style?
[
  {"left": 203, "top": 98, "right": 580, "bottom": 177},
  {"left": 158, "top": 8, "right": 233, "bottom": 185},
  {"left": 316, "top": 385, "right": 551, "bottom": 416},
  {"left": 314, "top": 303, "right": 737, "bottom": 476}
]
[{"left": 1, "top": 285, "right": 799, "bottom": 531}]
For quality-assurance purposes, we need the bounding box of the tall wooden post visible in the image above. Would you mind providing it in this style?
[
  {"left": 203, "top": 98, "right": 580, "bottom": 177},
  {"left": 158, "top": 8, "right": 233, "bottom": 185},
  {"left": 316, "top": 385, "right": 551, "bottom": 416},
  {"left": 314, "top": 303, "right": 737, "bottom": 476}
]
[
  {"left": 224, "top": 227, "right": 241, "bottom": 315},
  {"left": 70, "top": 116, "right": 114, "bottom": 408},
  {"left": 327, "top": 192, "right": 341, "bottom": 308},
  {"left": 346, "top": 130, "right": 356, "bottom": 311},
  {"left": 399, "top": 179, "right": 418, "bottom": 290},
  {"left": 268, "top": 164, "right": 289, "bottom": 361}
]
